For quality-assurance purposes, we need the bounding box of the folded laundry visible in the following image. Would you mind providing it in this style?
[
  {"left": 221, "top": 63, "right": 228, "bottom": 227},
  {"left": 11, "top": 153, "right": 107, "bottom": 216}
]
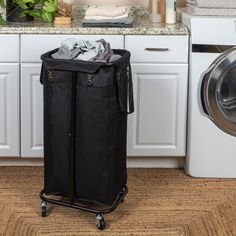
[
  {"left": 51, "top": 38, "right": 121, "bottom": 62},
  {"left": 82, "top": 16, "right": 134, "bottom": 25},
  {"left": 82, "top": 22, "right": 133, "bottom": 28},
  {"left": 186, "top": 4, "right": 236, "bottom": 16},
  {"left": 187, "top": 0, "right": 236, "bottom": 9},
  {"left": 84, "top": 13, "right": 129, "bottom": 21},
  {"left": 83, "top": 5, "right": 133, "bottom": 28},
  {"left": 85, "top": 5, "right": 129, "bottom": 18}
]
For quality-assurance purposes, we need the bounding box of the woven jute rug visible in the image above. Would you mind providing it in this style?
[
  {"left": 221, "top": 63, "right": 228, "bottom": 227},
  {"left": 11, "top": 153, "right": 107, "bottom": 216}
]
[{"left": 0, "top": 167, "right": 236, "bottom": 236}]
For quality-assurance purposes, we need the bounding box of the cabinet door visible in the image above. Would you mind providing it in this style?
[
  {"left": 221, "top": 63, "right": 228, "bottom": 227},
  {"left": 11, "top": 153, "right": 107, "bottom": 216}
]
[
  {"left": 128, "top": 64, "right": 188, "bottom": 156},
  {"left": 0, "top": 64, "right": 19, "bottom": 156},
  {"left": 21, "top": 64, "right": 43, "bottom": 157}
]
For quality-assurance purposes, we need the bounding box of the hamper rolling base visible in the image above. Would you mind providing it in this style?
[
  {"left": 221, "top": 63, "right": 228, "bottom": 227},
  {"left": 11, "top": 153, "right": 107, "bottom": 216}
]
[{"left": 39, "top": 186, "right": 128, "bottom": 230}]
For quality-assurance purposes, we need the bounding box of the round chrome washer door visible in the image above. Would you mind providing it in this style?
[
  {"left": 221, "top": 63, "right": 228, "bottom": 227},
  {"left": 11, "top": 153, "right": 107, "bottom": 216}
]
[{"left": 202, "top": 47, "right": 236, "bottom": 136}]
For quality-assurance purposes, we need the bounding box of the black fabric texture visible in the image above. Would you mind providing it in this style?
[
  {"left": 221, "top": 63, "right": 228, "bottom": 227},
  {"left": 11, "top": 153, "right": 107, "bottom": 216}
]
[{"left": 40, "top": 49, "right": 133, "bottom": 205}]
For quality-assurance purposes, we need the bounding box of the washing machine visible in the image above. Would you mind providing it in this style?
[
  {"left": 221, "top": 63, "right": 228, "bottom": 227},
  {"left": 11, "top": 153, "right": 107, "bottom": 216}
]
[{"left": 181, "top": 12, "right": 236, "bottom": 177}]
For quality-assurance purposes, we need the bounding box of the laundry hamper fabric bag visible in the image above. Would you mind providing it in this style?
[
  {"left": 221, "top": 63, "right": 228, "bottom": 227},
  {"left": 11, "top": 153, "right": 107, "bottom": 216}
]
[{"left": 40, "top": 49, "right": 134, "bottom": 206}]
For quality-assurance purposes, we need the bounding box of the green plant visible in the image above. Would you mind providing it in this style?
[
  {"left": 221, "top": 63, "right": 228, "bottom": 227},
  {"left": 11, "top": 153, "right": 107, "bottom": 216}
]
[
  {"left": 0, "top": 0, "right": 7, "bottom": 24},
  {"left": 0, "top": 0, "right": 4, "bottom": 8},
  {"left": 14, "top": 0, "right": 58, "bottom": 22}
]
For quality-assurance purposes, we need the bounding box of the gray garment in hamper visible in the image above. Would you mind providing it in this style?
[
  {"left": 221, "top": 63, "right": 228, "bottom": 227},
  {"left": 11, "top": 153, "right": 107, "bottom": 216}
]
[
  {"left": 52, "top": 47, "right": 81, "bottom": 60},
  {"left": 51, "top": 38, "right": 121, "bottom": 62}
]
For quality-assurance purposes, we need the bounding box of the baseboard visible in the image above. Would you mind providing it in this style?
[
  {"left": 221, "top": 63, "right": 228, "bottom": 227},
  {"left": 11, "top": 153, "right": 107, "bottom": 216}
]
[
  {"left": 127, "top": 157, "right": 185, "bottom": 168},
  {"left": 0, "top": 156, "right": 185, "bottom": 168},
  {"left": 0, "top": 157, "right": 44, "bottom": 166}
]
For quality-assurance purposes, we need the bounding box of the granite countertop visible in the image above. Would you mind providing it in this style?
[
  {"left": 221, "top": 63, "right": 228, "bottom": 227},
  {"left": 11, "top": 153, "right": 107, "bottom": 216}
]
[{"left": 0, "top": 7, "right": 188, "bottom": 35}]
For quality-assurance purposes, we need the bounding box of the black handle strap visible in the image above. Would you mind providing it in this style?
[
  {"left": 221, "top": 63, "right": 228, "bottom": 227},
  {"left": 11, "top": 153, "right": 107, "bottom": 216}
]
[
  {"left": 127, "top": 64, "right": 134, "bottom": 114},
  {"left": 116, "top": 63, "right": 134, "bottom": 114}
]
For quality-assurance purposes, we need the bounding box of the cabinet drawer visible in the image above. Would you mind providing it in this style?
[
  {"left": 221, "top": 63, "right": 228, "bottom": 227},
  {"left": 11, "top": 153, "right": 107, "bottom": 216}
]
[
  {"left": 125, "top": 35, "right": 188, "bottom": 63},
  {"left": 0, "top": 35, "right": 19, "bottom": 62},
  {"left": 21, "top": 35, "right": 124, "bottom": 62}
]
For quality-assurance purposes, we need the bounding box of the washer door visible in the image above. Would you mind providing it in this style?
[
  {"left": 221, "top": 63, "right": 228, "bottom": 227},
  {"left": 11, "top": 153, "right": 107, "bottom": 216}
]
[{"left": 202, "top": 47, "right": 236, "bottom": 136}]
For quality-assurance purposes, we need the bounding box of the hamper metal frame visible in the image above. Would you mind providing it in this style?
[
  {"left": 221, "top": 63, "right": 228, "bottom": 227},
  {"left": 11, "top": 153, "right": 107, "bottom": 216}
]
[{"left": 39, "top": 186, "right": 128, "bottom": 230}]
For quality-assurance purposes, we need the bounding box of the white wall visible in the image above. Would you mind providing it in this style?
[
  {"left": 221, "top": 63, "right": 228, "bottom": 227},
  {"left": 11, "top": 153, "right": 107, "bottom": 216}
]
[{"left": 75, "top": 0, "right": 186, "bottom": 7}]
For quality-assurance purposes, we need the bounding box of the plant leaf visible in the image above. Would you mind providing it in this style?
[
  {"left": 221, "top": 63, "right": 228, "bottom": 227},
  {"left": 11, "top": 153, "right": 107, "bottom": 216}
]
[
  {"left": 12, "top": 0, "right": 38, "bottom": 9},
  {"left": 12, "top": 0, "right": 29, "bottom": 9},
  {"left": 42, "top": 0, "right": 56, "bottom": 13},
  {"left": 53, "top": 0, "right": 57, "bottom": 8},
  {"left": 41, "top": 10, "right": 53, "bottom": 22},
  {"left": 21, "top": 9, "right": 41, "bottom": 18},
  {"left": 0, "top": 14, "right": 7, "bottom": 25},
  {"left": 19, "top": 11, "right": 26, "bottom": 17},
  {"left": 0, "top": 0, "right": 5, "bottom": 8},
  {"left": 28, "top": 0, "right": 40, "bottom": 4},
  {"left": 23, "top": 0, "right": 35, "bottom": 3}
]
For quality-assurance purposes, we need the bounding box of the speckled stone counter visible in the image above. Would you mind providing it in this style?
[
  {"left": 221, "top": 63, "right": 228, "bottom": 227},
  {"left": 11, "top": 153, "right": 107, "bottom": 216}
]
[
  {"left": 0, "top": 19, "right": 188, "bottom": 35},
  {"left": 0, "top": 6, "right": 188, "bottom": 35}
]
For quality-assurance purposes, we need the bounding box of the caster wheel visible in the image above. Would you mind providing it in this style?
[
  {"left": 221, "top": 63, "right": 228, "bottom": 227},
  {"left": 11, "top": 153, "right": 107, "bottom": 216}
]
[
  {"left": 41, "top": 206, "right": 47, "bottom": 217},
  {"left": 41, "top": 201, "right": 47, "bottom": 217},
  {"left": 96, "top": 214, "right": 106, "bottom": 230}
]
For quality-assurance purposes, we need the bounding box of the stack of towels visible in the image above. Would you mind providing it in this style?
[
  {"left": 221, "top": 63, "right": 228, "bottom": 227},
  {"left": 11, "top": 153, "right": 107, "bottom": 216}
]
[
  {"left": 187, "top": 0, "right": 236, "bottom": 16},
  {"left": 82, "top": 5, "right": 133, "bottom": 27}
]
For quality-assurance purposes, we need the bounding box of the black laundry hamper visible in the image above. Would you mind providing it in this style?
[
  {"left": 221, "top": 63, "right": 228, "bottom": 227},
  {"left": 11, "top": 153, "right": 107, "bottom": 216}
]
[{"left": 39, "top": 48, "right": 134, "bottom": 230}]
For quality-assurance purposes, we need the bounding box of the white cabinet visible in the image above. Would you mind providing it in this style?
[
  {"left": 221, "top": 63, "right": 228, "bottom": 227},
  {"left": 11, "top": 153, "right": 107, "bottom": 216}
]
[
  {"left": 19, "top": 34, "right": 124, "bottom": 158},
  {"left": 21, "top": 64, "right": 43, "bottom": 157},
  {"left": 127, "top": 64, "right": 188, "bottom": 156},
  {"left": 126, "top": 35, "right": 189, "bottom": 156},
  {"left": 0, "top": 64, "right": 19, "bottom": 156},
  {"left": 21, "top": 35, "right": 124, "bottom": 62},
  {"left": 0, "top": 34, "right": 189, "bottom": 159},
  {"left": 0, "top": 35, "right": 19, "bottom": 62}
]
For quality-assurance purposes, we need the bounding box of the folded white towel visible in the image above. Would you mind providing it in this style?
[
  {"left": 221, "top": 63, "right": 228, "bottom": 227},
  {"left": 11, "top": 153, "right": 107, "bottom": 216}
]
[
  {"left": 85, "top": 5, "right": 129, "bottom": 17},
  {"left": 186, "top": 4, "right": 236, "bottom": 16},
  {"left": 84, "top": 13, "right": 129, "bottom": 21},
  {"left": 187, "top": 0, "right": 236, "bottom": 9}
]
